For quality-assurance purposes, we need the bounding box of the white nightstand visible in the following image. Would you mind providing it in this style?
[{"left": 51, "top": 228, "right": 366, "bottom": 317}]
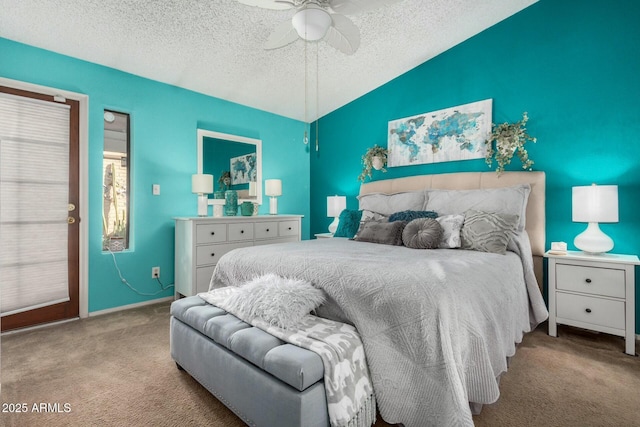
[
  {"left": 314, "top": 233, "right": 334, "bottom": 239},
  {"left": 545, "top": 250, "right": 639, "bottom": 356}
]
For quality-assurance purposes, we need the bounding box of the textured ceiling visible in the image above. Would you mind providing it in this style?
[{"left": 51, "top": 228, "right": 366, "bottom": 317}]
[{"left": 0, "top": 0, "right": 537, "bottom": 122}]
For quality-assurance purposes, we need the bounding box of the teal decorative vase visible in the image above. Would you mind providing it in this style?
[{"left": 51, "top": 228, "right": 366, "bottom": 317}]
[
  {"left": 241, "top": 201, "right": 253, "bottom": 216},
  {"left": 224, "top": 190, "right": 238, "bottom": 216}
]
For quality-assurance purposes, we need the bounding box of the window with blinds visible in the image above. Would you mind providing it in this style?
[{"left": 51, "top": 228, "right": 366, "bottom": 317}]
[{"left": 0, "top": 92, "right": 71, "bottom": 316}]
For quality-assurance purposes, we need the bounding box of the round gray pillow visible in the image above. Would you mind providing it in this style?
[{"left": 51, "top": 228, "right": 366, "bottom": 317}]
[{"left": 402, "top": 218, "right": 444, "bottom": 249}]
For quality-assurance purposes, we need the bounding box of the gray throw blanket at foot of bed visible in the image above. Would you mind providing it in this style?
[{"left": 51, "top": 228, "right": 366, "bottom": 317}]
[{"left": 200, "top": 286, "right": 377, "bottom": 427}]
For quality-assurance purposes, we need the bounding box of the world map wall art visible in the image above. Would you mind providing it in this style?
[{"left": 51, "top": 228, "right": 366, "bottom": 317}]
[{"left": 387, "top": 99, "right": 492, "bottom": 167}]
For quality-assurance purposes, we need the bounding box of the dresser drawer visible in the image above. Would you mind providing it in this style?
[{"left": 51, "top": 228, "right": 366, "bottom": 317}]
[
  {"left": 196, "top": 224, "right": 227, "bottom": 244},
  {"left": 279, "top": 220, "right": 299, "bottom": 237},
  {"left": 254, "top": 221, "right": 279, "bottom": 240},
  {"left": 196, "top": 242, "right": 253, "bottom": 266},
  {"left": 556, "top": 264, "right": 625, "bottom": 298},
  {"left": 196, "top": 266, "right": 215, "bottom": 294},
  {"left": 228, "top": 223, "right": 254, "bottom": 241},
  {"left": 556, "top": 292, "right": 625, "bottom": 330}
]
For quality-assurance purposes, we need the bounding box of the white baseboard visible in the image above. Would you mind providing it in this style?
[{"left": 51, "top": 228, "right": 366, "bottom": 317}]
[{"left": 88, "top": 296, "right": 173, "bottom": 317}]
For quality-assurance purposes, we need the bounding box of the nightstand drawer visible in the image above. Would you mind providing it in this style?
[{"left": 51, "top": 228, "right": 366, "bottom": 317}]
[
  {"left": 279, "top": 220, "right": 299, "bottom": 237},
  {"left": 228, "top": 223, "right": 254, "bottom": 241},
  {"left": 556, "top": 264, "right": 625, "bottom": 298},
  {"left": 196, "top": 224, "right": 227, "bottom": 244},
  {"left": 556, "top": 292, "right": 625, "bottom": 330}
]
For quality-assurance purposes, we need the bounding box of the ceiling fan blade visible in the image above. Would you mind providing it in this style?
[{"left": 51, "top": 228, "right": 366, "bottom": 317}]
[
  {"left": 264, "top": 20, "right": 300, "bottom": 50},
  {"left": 328, "top": 0, "right": 403, "bottom": 15},
  {"left": 236, "top": 0, "right": 293, "bottom": 10},
  {"left": 323, "top": 14, "right": 360, "bottom": 55}
]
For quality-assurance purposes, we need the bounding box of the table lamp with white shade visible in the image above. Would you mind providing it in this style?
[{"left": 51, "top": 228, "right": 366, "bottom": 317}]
[
  {"left": 265, "top": 179, "right": 282, "bottom": 215},
  {"left": 192, "top": 174, "right": 213, "bottom": 216},
  {"left": 327, "top": 195, "right": 346, "bottom": 234},
  {"left": 572, "top": 183, "right": 618, "bottom": 254}
]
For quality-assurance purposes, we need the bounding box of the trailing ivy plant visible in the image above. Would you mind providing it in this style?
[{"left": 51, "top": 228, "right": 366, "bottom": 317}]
[
  {"left": 485, "top": 112, "right": 537, "bottom": 175},
  {"left": 358, "top": 145, "right": 389, "bottom": 182}
]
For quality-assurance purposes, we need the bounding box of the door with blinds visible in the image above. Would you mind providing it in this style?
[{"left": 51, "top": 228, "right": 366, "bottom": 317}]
[{"left": 0, "top": 86, "right": 80, "bottom": 332}]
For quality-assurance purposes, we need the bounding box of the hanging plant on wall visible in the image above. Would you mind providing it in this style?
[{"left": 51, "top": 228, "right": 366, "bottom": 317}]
[
  {"left": 358, "top": 145, "right": 389, "bottom": 182},
  {"left": 485, "top": 112, "right": 537, "bottom": 175}
]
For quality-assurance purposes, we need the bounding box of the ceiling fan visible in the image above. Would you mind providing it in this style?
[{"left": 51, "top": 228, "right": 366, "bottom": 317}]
[{"left": 237, "top": 0, "right": 402, "bottom": 55}]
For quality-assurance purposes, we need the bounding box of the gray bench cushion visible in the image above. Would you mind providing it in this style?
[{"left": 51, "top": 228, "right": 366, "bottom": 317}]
[{"left": 171, "top": 296, "right": 324, "bottom": 392}]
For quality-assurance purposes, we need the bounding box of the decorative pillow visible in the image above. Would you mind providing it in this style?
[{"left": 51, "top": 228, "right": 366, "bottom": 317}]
[
  {"left": 402, "top": 218, "right": 443, "bottom": 249},
  {"left": 461, "top": 210, "right": 519, "bottom": 254},
  {"left": 357, "top": 190, "right": 426, "bottom": 216},
  {"left": 224, "top": 274, "right": 326, "bottom": 329},
  {"left": 388, "top": 210, "right": 438, "bottom": 222},
  {"left": 333, "top": 209, "right": 363, "bottom": 238},
  {"left": 353, "top": 220, "right": 407, "bottom": 246},
  {"left": 425, "top": 185, "right": 531, "bottom": 232},
  {"left": 435, "top": 214, "right": 465, "bottom": 249}
]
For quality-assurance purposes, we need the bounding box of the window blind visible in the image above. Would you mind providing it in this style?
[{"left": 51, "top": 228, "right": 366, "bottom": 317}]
[{"left": 0, "top": 92, "right": 71, "bottom": 316}]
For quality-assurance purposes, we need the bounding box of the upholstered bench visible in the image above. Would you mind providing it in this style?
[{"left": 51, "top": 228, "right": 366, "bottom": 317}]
[{"left": 170, "top": 296, "right": 330, "bottom": 427}]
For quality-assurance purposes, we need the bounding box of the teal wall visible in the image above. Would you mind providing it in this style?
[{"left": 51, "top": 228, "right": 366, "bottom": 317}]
[
  {"left": 0, "top": 37, "right": 310, "bottom": 313},
  {"left": 311, "top": 0, "right": 640, "bottom": 332}
]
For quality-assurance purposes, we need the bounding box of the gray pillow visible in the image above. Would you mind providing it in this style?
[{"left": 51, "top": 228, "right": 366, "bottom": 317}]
[
  {"left": 354, "top": 220, "right": 406, "bottom": 246},
  {"left": 461, "top": 210, "right": 519, "bottom": 254},
  {"left": 357, "top": 190, "right": 426, "bottom": 216},
  {"left": 425, "top": 185, "right": 531, "bottom": 232},
  {"left": 402, "top": 218, "right": 443, "bottom": 249}
]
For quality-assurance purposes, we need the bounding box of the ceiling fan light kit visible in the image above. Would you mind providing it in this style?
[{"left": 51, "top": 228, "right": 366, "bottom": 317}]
[
  {"left": 237, "top": 0, "right": 402, "bottom": 55},
  {"left": 292, "top": 5, "right": 332, "bottom": 41}
]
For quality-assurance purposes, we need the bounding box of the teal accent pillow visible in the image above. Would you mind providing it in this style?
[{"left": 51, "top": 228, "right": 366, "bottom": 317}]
[
  {"left": 388, "top": 210, "right": 438, "bottom": 222},
  {"left": 334, "top": 209, "right": 363, "bottom": 238}
]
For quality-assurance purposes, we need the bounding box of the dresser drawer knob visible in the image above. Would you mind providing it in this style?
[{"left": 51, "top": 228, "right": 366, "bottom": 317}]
[
  {"left": 266, "top": 228, "right": 270, "bottom": 232},
  {"left": 211, "top": 231, "right": 215, "bottom": 235},
  {"left": 585, "top": 278, "right": 592, "bottom": 283},
  {"left": 211, "top": 253, "right": 215, "bottom": 257},
  {"left": 585, "top": 308, "right": 592, "bottom": 313},
  {"left": 241, "top": 230, "right": 244, "bottom": 234},
  {"left": 288, "top": 227, "right": 292, "bottom": 230}
]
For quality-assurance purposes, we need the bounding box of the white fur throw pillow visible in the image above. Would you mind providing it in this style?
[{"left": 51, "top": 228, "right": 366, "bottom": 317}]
[{"left": 224, "top": 274, "right": 326, "bottom": 329}]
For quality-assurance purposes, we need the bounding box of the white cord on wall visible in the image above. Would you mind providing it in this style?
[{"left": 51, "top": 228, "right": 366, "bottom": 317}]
[{"left": 108, "top": 249, "right": 174, "bottom": 296}]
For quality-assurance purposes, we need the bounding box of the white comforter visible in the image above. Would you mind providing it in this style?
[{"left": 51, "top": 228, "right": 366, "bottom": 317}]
[{"left": 209, "top": 235, "right": 548, "bottom": 427}]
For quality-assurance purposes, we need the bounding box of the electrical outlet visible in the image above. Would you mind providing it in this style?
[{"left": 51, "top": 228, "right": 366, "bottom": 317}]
[{"left": 151, "top": 267, "right": 160, "bottom": 278}]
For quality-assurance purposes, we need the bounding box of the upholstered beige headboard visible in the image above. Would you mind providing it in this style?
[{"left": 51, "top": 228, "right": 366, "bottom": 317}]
[{"left": 359, "top": 171, "right": 546, "bottom": 287}]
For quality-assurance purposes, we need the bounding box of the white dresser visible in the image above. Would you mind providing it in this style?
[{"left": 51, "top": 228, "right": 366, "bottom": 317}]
[
  {"left": 545, "top": 250, "right": 639, "bottom": 355},
  {"left": 175, "top": 215, "right": 302, "bottom": 297}
]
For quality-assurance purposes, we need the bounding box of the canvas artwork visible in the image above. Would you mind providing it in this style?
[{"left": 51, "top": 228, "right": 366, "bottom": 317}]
[
  {"left": 230, "top": 153, "right": 257, "bottom": 185},
  {"left": 388, "top": 99, "right": 492, "bottom": 167}
]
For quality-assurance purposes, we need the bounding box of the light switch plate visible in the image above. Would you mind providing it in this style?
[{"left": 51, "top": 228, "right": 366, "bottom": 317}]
[{"left": 152, "top": 184, "right": 160, "bottom": 195}]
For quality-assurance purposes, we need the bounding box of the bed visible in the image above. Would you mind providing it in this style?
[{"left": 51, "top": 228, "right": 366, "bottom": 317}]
[{"left": 174, "top": 171, "right": 548, "bottom": 427}]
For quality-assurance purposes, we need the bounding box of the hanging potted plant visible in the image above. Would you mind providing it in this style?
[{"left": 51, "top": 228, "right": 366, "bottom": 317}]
[
  {"left": 485, "top": 112, "right": 537, "bottom": 175},
  {"left": 358, "top": 145, "right": 389, "bottom": 182}
]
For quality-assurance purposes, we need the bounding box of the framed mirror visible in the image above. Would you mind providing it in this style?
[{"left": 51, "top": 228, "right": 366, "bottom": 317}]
[{"left": 197, "top": 129, "right": 262, "bottom": 205}]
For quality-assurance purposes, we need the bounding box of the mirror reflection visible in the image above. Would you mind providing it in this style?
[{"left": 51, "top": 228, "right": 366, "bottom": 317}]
[{"left": 197, "top": 130, "right": 262, "bottom": 205}]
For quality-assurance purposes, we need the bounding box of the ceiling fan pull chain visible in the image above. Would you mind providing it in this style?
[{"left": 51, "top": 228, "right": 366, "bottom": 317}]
[
  {"left": 315, "top": 40, "right": 319, "bottom": 152},
  {"left": 303, "top": 28, "right": 309, "bottom": 145}
]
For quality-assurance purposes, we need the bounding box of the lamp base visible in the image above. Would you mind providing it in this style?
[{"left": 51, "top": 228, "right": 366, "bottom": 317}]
[
  {"left": 328, "top": 217, "right": 339, "bottom": 234},
  {"left": 269, "top": 197, "right": 278, "bottom": 215},
  {"left": 197, "top": 194, "right": 208, "bottom": 217},
  {"left": 574, "top": 222, "right": 614, "bottom": 254}
]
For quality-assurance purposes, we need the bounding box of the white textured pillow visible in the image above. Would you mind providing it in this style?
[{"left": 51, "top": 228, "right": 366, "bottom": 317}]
[
  {"left": 225, "top": 274, "right": 325, "bottom": 329},
  {"left": 425, "top": 185, "right": 530, "bottom": 232},
  {"left": 357, "top": 190, "right": 426, "bottom": 216},
  {"left": 435, "top": 214, "right": 465, "bottom": 248}
]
